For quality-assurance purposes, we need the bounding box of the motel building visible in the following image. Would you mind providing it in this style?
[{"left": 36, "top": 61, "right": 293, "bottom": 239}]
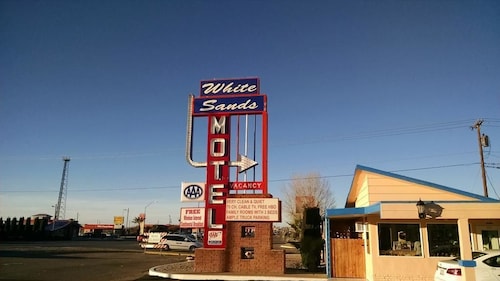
[{"left": 325, "top": 165, "right": 500, "bottom": 281}]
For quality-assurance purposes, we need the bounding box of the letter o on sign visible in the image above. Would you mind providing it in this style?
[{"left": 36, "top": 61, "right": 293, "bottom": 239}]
[{"left": 183, "top": 184, "right": 203, "bottom": 200}]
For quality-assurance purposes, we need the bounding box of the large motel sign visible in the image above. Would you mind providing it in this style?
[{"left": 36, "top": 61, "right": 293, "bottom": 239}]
[{"left": 186, "top": 77, "right": 268, "bottom": 248}]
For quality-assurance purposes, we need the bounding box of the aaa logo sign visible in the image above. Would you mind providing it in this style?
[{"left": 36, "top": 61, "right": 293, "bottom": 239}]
[{"left": 181, "top": 182, "right": 205, "bottom": 202}]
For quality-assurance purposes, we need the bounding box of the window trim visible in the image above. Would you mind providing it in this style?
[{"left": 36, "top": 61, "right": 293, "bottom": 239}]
[
  {"left": 377, "top": 222, "right": 423, "bottom": 258},
  {"left": 426, "top": 222, "right": 460, "bottom": 258}
]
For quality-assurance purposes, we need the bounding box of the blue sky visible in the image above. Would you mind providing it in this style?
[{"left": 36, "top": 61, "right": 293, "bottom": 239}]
[{"left": 1, "top": 0, "right": 499, "bottom": 226}]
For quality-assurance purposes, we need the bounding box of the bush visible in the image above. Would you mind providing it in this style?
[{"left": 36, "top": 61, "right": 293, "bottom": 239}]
[{"left": 300, "top": 235, "right": 324, "bottom": 272}]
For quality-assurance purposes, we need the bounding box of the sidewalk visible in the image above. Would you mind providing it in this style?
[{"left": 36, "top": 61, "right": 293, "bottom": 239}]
[
  {"left": 149, "top": 267, "right": 328, "bottom": 281},
  {"left": 148, "top": 253, "right": 365, "bottom": 281}
]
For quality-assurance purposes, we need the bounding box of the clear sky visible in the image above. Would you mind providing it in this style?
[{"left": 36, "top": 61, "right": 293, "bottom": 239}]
[{"left": 1, "top": 0, "right": 499, "bottom": 226}]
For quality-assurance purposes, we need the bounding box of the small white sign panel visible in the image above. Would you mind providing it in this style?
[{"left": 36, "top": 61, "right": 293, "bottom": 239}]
[
  {"left": 207, "top": 230, "right": 223, "bottom": 245},
  {"left": 225, "top": 198, "right": 281, "bottom": 222},
  {"left": 147, "top": 232, "right": 163, "bottom": 244},
  {"left": 181, "top": 182, "right": 205, "bottom": 202},
  {"left": 179, "top": 207, "right": 205, "bottom": 228}
]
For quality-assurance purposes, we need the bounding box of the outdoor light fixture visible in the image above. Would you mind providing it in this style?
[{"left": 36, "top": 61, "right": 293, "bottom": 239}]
[{"left": 416, "top": 199, "right": 426, "bottom": 219}]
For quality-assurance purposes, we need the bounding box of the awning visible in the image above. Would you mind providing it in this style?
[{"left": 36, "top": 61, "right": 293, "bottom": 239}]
[{"left": 325, "top": 203, "right": 380, "bottom": 219}]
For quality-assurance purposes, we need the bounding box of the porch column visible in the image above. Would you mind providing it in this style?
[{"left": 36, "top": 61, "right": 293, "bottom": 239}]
[
  {"left": 457, "top": 218, "right": 475, "bottom": 281},
  {"left": 325, "top": 218, "right": 332, "bottom": 277}
]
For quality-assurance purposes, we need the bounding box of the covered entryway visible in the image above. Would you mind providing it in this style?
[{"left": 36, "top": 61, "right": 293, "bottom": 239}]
[
  {"left": 331, "top": 238, "right": 365, "bottom": 278},
  {"left": 326, "top": 217, "right": 368, "bottom": 279}
]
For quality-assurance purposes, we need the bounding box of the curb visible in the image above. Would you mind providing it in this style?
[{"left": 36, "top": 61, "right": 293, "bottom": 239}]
[
  {"left": 149, "top": 264, "right": 328, "bottom": 281},
  {"left": 143, "top": 250, "right": 193, "bottom": 256},
  {"left": 149, "top": 267, "right": 328, "bottom": 281}
]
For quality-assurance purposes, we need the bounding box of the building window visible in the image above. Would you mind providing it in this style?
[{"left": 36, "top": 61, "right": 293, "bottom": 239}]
[
  {"left": 241, "top": 247, "right": 254, "bottom": 259},
  {"left": 428, "top": 224, "right": 460, "bottom": 257},
  {"left": 378, "top": 223, "right": 421, "bottom": 256},
  {"left": 242, "top": 226, "right": 255, "bottom": 237}
]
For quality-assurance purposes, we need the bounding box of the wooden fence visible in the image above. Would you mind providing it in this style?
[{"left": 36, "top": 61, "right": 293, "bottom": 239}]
[{"left": 330, "top": 238, "right": 365, "bottom": 278}]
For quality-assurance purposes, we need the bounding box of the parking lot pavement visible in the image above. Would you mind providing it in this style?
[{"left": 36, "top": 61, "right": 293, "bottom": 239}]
[{"left": 0, "top": 240, "right": 186, "bottom": 281}]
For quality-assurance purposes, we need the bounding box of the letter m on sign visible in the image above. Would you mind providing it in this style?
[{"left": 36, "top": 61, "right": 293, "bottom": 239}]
[{"left": 211, "top": 116, "right": 226, "bottom": 134}]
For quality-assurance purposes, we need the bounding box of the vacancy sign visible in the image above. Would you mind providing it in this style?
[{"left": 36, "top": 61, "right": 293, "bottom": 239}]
[
  {"left": 180, "top": 207, "right": 205, "bottom": 228},
  {"left": 225, "top": 198, "right": 280, "bottom": 222},
  {"left": 230, "top": 181, "right": 265, "bottom": 190}
]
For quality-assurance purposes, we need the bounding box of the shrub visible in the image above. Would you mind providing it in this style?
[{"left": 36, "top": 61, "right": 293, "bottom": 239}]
[{"left": 300, "top": 235, "right": 324, "bottom": 272}]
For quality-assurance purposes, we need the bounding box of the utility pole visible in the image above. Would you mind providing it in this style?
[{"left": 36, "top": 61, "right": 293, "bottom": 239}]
[
  {"left": 471, "top": 120, "right": 488, "bottom": 197},
  {"left": 123, "top": 208, "right": 129, "bottom": 232}
]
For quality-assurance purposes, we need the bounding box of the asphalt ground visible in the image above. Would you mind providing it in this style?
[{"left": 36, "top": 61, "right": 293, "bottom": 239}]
[{"left": 0, "top": 239, "right": 187, "bottom": 281}]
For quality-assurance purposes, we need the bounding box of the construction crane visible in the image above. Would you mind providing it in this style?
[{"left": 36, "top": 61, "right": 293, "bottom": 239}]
[{"left": 54, "top": 157, "right": 71, "bottom": 221}]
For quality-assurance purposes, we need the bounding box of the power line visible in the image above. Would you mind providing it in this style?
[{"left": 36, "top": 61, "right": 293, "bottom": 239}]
[
  {"left": 2, "top": 118, "right": 492, "bottom": 161},
  {"left": 0, "top": 185, "right": 179, "bottom": 193},
  {"left": 267, "top": 163, "right": 479, "bottom": 183},
  {"left": 2, "top": 162, "right": 480, "bottom": 193},
  {"left": 486, "top": 172, "right": 500, "bottom": 200},
  {"left": 270, "top": 119, "right": 476, "bottom": 147},
  {"left": 2, "top": 118, "right": 498, "bottom": 195},
  {"left": 390, "top": 163, "right": 479, "bottom": 173}
]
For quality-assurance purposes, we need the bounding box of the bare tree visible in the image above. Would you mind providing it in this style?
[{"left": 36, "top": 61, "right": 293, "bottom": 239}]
[{"left": 281, "top": 172, "right": 336, "bottom": 239}]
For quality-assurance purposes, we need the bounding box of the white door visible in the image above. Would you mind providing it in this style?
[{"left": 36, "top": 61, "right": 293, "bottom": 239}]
[
  {"left": 174, "top": 236, "right": 185, "bottom": 250},
  {"left": 168, "top": 235, "right": 187, "bottom": 250}
]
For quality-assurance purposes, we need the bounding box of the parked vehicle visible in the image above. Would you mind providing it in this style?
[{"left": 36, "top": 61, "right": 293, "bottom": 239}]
[
  {"left": 170, "top": 231, "right": 202, "bottom": 241},
  {"left": 434, "top": 250, "right": 500, "bottom": 281},
  {"left": 163, "top": 234, "right": 203, "bottom": 252},
  {"left": 140, "top": 233, "right": 202, "bottom": 252},
  {"left": 137, "top": 231, "right": 168, "bottom": 243}
]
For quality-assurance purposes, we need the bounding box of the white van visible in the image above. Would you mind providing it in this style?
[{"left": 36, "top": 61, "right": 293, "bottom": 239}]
[
  {"left": 141, "top": 233, "right": 202, "bottom": 252},
  {"left": 163, "top": 234, "right": 202, "bottom": 252}
]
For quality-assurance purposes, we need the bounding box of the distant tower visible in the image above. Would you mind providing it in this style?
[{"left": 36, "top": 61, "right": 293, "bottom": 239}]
[{"left": 54, "top": 157, "right": 71, "bottom": 220}]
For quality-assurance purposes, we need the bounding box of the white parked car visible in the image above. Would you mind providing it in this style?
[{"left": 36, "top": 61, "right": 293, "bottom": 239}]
[
  {"left": 163, "top": 234, "right": 202, "bottom": 252},
  {"left": 434, "top": 250, "right": 500, "bottom": 281},
  {"left": 141, "top": 233, "right": 202, "bottom": 252}
]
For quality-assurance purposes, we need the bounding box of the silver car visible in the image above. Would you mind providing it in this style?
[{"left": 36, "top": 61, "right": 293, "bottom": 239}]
[{"left": 162, "top": 234, "right": 202, "bottom": 252}]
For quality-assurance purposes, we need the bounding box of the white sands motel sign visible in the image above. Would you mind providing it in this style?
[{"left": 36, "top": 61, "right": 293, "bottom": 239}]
[{"left": 186, "top": 77, "right": 268, "bottom": 248}]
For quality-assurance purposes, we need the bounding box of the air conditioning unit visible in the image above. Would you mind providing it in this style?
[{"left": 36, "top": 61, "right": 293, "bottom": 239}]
[{"left": 354, "top": 222, "right": 366, "bottom": 233}]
